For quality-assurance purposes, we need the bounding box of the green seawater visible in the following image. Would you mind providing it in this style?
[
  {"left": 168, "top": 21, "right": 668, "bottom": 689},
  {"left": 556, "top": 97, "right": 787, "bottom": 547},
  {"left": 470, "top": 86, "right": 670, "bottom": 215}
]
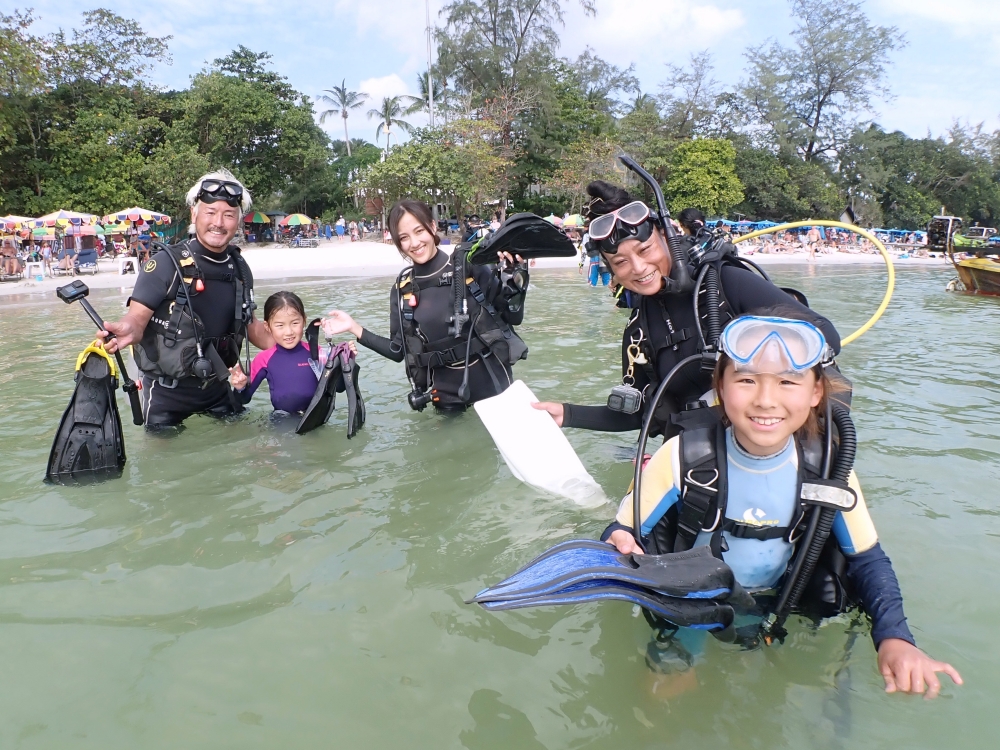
[{"left": 0, "top": 265, "right": 995, "bottom": 749}]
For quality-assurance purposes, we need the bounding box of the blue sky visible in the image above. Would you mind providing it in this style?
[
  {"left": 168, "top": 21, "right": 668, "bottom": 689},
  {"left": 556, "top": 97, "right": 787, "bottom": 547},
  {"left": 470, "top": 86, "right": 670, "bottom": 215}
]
[{"left": 19, "top": 0, "right": 1000, "bottom": 147}]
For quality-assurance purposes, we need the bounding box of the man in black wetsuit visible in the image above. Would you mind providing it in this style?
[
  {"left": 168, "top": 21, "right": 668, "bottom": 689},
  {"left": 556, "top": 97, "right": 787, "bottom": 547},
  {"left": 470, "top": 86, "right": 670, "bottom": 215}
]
[
  {"left": 534, "top": 181, "right": 840, "bottom": 437},
  {"left": 99, "top": 170, "right": 272, "bottom": 427}
]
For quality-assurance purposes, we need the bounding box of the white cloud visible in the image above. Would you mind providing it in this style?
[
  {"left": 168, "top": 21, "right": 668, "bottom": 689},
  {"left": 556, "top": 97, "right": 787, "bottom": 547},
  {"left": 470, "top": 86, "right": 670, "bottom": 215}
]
[
  {"left": 878, "top": 0, "right": 1000, "bottom": 27},
  {"left": 358, "top": 74, "right": 413, "bottom": 104},
  {"left": 335, "top": 0, "right": 432, "bottom": 58},
  {"left": 561, "top": 0, "right": 746, "bottom": 76}
]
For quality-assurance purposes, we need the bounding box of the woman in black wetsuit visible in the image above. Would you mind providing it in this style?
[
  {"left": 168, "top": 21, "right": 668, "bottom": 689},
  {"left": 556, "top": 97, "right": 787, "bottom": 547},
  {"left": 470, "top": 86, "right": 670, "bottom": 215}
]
[
  {"left": 324, "top": 200, "right": 528, "bottom": 411},
  {"left": 534, "top": 180, "right": 841, "bottom": 437}
]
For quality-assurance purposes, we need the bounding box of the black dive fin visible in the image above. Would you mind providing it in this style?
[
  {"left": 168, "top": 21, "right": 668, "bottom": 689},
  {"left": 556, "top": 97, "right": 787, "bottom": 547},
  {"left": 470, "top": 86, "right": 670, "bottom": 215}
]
[
  {"left": 295, "top": 355, "right": 342, "bottom": 435},
  {"left": 306, "top": 318, "right": 322, "bottom": 362},
  {"left": 465, "top": 213, "right": 577, "bottom": 265},
  {"left": 338, "top": 350, "right": 366, "bottom": 439},
  {"left": 46, "top": 345, "right": 126, "bottom": 484}
]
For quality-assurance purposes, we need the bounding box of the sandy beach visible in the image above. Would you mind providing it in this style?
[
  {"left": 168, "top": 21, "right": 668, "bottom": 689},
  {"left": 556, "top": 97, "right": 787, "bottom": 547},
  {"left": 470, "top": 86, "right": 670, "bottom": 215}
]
[{"left": 0, "top": 238, "right": 950, "bottom": 299}]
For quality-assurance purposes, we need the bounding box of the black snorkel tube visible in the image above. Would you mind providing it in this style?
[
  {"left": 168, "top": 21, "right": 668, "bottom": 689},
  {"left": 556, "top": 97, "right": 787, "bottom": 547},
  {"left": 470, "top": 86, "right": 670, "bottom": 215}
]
[{"left": 618, "top": 154, "right": 694, "bottom": 295}]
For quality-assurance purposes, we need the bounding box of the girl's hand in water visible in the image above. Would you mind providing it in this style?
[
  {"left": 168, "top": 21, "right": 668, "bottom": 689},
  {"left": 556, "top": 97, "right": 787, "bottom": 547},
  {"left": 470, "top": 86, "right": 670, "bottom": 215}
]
[
  {"left": 531, "top": 401, "right": 564, "bottom": 426},
  {"left": 877, "top": 638, "right": 963, "bottom": 698},
  {"left": 229, "top": 364, "right": 248, "bottom": 391},
  {"left": 609, "top": 529, "right": 644, "bottom": 555},
  {"left": 323, "top": 310, "right": 362, "bottom": 339}
]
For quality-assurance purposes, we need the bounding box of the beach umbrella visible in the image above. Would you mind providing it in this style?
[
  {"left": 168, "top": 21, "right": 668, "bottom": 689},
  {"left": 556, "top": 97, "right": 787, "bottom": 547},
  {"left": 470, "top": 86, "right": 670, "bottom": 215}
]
[
  {"left": 101, "top": 206, "right": 172, "bottom": 226},
  {"left": 564, "top": 214, "right": 584, "bottom": 227},
  {"left": 1, "top": 215, "right": 33, "bottom": 232},
  {"left": 65, "top": 224, "right": 108, "bottom": 236},
  {"left": 31, "top": 227, "right": 56, "bottom": 239},
  {"left": 29, "top": 209, "right": 99, "bottom": 228},
  {"left": 244, "top": 212, "right": 270, "bottom": 224},
  {"left": 279, "top": 213, "right": 313, "bottom": 226},
  {"left": 543, "top": 214, "right": 563, "bottom": 226}
]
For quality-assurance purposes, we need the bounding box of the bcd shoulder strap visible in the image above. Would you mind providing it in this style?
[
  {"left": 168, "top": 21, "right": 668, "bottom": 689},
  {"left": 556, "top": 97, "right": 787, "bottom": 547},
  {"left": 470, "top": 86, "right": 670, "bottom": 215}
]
[{"left": 673, "top": 406, "right": 726, "bottom": 554}]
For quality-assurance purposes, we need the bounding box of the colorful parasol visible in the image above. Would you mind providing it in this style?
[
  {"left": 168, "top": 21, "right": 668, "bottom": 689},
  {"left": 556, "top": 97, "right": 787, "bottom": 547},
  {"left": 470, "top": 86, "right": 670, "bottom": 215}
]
[
  {"left": 100, "top": 206, "right": 172, "bottom": 226},
  {"left": 1, "top": 215, "right": 34, "bottom": 229},
  {"left": 65, "top": 224, "right": 108, "bottom": 236},
  {"left": 563, "top": 214, "right": 584, "bottom": 227},
  {"left": 279, "top": 213, "right": 314, "bottom": 226},
  {"left": 543, "top": 214, "right": 563, "bottom": 226},
  {"left": 29, "top": 210, "right": 100, "bottom": 228},
  {"left": 244, "top": 212, "right": 270, "bottom": 224}
]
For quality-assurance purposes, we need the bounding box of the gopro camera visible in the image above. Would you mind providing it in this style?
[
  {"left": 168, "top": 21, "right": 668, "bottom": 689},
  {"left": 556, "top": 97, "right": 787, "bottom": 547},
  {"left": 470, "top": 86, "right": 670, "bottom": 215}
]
[
  {"left": 56, "top": 279, "right": 90, "bottom": 304},
  {"left": 607, "top": 384, "right": 643, "bottom": 414}
]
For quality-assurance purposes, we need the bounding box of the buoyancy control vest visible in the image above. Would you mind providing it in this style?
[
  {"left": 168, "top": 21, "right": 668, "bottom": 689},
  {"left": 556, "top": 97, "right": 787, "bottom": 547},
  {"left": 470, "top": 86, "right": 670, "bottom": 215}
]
[
  {"left": 642, "top": 406, "right": 857, "bottom": 618},
  {"left": 396, "top": 252, "right": 527, "bottom": 396},
  {"left": 133, "top": 241, "right": 256, "bottom": 384}
]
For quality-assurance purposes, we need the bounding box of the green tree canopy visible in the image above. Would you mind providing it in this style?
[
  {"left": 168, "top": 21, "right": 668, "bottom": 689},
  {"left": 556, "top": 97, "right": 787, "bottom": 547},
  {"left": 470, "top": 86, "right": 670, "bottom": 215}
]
[{"left": 663, "top": 139, "right": 744, "bottom": 216}]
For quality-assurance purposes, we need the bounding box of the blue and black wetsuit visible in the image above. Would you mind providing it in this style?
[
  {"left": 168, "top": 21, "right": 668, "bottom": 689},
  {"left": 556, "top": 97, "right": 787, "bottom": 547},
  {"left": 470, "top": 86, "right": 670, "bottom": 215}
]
[{"left": 603, "top": 428, "right": 914, "bottom": 649}]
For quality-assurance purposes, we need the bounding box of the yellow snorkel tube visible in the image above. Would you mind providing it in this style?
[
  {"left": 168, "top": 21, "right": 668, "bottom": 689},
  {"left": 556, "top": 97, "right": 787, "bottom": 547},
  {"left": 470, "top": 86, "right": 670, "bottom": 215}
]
[{"left": 733, "top": 220, "right": 895, "bottom": 346}]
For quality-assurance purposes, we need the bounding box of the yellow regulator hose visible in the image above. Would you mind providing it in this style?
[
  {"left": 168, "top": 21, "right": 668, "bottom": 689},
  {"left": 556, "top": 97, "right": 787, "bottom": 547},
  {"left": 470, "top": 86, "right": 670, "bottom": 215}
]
[{"left": 733, "top": 220, "right": 895, "bottom": 346}]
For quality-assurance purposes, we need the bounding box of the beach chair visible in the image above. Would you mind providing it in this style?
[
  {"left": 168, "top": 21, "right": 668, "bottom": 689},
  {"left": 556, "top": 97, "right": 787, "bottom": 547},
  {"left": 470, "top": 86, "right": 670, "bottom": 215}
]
[
  {"left": 0, "top": 258, "right": 24, "bottom": 281},
  {"left": 75, "top": 248, "right": 99, "bottom": 275}
]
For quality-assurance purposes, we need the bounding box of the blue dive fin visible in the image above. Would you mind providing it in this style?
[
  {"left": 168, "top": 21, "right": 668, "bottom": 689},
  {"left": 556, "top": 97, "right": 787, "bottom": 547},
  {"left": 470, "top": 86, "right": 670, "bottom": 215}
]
[{"left": 471, "top": 540, "right": 736, "bottom": 603}]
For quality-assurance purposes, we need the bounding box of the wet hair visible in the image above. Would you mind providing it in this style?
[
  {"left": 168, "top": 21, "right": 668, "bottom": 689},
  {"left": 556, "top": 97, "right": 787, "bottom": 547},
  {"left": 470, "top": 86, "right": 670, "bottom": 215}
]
[
  {"left": 388, "top": 199, "right": 439, "bottom": 258},
  {"left": 712, "top": 304, "right": 847, "bottom": 440},
  {"left": 582, "top": 180, "right": 632, "bottom": 219},
  {"left": 263, "top": 291, "right": 306, "bottom": 323},
  {"left": 677, "top": 208, "right": 706, "bottom": 235}
]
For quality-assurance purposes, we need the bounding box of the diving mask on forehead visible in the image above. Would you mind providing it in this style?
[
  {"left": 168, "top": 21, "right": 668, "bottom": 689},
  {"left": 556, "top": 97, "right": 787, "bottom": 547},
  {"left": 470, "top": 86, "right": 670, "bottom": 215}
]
[
  {"left": 587, "top": 200, "right": 655, "bottom": 254},
  {"left": 720, "top": 316, "right": 830, "bottom": 374}
]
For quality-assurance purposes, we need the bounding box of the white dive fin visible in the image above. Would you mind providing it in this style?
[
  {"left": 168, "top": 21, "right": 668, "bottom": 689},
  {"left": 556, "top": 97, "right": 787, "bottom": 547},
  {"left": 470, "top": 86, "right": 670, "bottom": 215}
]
[{"left": 474, "top": 380, "right": 607, "bottom": 507}]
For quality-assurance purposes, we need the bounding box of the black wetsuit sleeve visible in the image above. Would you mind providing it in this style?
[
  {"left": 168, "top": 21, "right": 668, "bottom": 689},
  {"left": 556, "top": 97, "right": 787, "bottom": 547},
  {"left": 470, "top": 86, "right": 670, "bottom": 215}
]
[
  {"left": 128, "top": 254, "right": 176, "bottom": 310},
  {"left": 721, "top": 265, "right": 841, "bottom": 354},
  {"left": 562, "top": 404, "right": 643, "bottom": 431},
  {"left": 845, "top": 543, "right": 915, "bottom": 648},
  {"left": 600, "top": 522, "right": 633, "bottom": 542},
  {"left": 357, "top": 285, "right": 405, "bottom": 362}
]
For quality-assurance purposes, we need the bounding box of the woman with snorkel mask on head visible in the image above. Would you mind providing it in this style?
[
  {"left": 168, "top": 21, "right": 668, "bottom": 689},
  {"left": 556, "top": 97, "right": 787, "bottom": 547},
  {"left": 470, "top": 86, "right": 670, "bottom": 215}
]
[{"left": 533, "top": 162, "right": 841, "bottom": 441}]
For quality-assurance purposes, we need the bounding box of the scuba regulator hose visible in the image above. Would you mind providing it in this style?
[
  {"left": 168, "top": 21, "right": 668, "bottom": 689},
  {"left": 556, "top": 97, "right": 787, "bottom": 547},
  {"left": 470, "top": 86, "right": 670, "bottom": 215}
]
[
  {"left": 733, "top": 220, "right": 895, "bottom": 346},
  {"left": 762, "top": 401, "right": 857, "bottom": 643},
  {"left": 631, "top": 354, "right": 704, "bottom": 547}
]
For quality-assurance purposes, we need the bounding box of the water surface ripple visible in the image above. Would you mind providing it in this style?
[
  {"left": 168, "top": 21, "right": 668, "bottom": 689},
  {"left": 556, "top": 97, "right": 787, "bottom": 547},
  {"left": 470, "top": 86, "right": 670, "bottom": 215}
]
[{"left": 0, "top": 266, "right": 994, "bottom": 748}]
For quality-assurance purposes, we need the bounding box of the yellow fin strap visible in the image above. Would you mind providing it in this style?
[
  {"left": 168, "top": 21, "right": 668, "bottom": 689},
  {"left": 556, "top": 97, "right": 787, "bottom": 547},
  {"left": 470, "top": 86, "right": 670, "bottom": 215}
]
[{"left": 75, "top": 340, "right": 117, "bottom": 377}]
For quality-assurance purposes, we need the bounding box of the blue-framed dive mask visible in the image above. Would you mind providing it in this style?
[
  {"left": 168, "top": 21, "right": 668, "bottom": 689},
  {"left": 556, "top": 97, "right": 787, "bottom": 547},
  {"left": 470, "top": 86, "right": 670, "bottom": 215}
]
[{"left": 720, "top": 316, "right": 830, "bottom": 374}]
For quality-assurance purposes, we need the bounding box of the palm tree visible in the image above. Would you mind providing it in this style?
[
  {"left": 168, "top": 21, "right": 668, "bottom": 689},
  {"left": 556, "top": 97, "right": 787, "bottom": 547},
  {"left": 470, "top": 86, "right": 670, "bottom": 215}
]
[
  {"left": 404, "top": 72, "right": 444, "bottom": 119},
  {"left": 367, "top": 96, "right": 413, "bottom": 156},
  {"left": 318, "top": 80, "right": 369, "bottom": 157}
]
